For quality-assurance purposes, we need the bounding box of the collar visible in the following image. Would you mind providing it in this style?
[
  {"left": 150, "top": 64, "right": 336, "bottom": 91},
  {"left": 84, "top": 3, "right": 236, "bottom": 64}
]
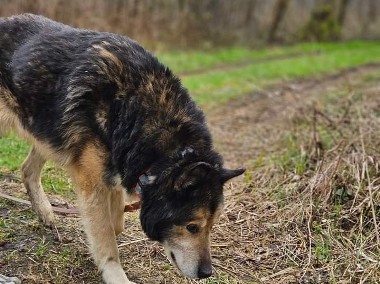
[
  {"left": 135, "top": 171, "right": 151, "bottom": 198},
  {"left": 124, "top": 171, "right": 150, "bottom": 212}
]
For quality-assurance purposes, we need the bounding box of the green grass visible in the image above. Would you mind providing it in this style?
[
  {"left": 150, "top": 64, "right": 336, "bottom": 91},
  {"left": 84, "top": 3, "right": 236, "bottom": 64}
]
[
  {"left": 159, "top": 46, "right": 292, "bottom": 74},
  {"left": 180, "top": 42, "right": 380, "bottom": 106},
  {"left": 0, "top": 132, "right": 74, "bottom": 199},
  {"left": 0, "top": 132, "right": 29, "bottom": 170},
  {"left": 158, "top": 41, "right": 378, "bottom": 74}
]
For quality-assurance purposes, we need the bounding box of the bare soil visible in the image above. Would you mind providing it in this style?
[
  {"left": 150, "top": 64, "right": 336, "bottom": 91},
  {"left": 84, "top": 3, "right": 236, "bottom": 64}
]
[{"left": 1, "top": 64, "right": 380, "bottom": 283}]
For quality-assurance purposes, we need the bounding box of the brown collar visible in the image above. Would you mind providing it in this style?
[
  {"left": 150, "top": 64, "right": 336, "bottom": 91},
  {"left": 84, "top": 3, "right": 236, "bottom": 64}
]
[{"left": 124, "top": 201, "right": 141, "bottom": 212}]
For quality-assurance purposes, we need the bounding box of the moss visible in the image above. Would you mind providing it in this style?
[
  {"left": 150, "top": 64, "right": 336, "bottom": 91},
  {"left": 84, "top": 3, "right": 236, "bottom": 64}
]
[{"left": 299, "top": 4, "right": 341, "bottom": 41}]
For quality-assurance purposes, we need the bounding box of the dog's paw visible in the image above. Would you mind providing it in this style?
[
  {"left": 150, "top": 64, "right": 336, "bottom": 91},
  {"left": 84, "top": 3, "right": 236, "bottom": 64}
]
[
  {"left": 102, "top": 261, "right": 134, "bottom": 284},
  {"left": 33, "top": 202, "right": 55, "bottom": 228},
  {"left": 102, "top": 280, "right": 136, "bottom": 284},
  {"left": 37, "top": 210, "right": 55, "bottom": 228}
]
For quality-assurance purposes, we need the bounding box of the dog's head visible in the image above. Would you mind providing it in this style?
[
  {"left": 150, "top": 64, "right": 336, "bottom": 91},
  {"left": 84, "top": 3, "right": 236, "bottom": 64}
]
[{"left": 140, "top": 159, "right": 245, "bottom": 279}]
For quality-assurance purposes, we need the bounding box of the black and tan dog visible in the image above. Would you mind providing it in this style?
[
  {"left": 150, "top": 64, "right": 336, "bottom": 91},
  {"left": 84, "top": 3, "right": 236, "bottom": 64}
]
[{"left": 0, "top": 14, "right": 245, "bottom": 283}]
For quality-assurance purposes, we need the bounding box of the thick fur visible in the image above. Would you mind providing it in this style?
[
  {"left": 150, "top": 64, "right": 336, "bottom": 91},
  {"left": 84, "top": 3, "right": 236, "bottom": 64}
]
[{"left": 0, "top": 14, "right": 244, "bottom": 283}]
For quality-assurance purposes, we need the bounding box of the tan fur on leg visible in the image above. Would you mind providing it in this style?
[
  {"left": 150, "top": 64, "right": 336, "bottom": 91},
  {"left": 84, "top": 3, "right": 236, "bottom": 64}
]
[
  {"left": 68, "top": 144, "right": 133, "bottom": 284},
  {"left": 110, "top": 188, "right": 125, "bottom": 236},
  {"left": 22, "top": 147, "right": 55, "bottom": 227}
]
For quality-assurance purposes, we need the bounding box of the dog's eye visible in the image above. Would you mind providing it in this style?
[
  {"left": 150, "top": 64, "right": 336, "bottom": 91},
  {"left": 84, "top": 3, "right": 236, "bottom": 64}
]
[{"left": 186, "top": 224, "right": 199, "bottom": 234}]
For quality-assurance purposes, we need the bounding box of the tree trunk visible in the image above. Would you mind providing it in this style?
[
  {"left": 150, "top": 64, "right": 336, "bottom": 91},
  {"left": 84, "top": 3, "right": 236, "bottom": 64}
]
[{"left": 268, "top": 0, "right": 290, "bottom": 42}]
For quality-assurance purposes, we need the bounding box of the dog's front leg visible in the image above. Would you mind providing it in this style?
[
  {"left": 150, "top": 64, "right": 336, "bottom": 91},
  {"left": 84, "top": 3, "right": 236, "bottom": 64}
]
[
  {"left": 79, "top": 189, "right": 135, "bottom": 284},
  {"left": 68, "top": 146, "right": 135, "bottom": 284},
  {"left": 110, "top": 188, "right": 126, "bottom": 236}
]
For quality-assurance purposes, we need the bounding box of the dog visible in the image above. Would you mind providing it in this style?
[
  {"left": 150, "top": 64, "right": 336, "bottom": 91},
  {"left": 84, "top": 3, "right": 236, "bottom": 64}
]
[{"left": 0, "top": 14, "right": 245, "bottom": 283}]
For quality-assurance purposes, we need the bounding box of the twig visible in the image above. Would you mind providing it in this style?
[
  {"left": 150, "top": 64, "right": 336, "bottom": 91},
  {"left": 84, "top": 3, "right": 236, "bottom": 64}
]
[
  {"left": 260, "top": 267, "right": 296, "bottom": 282},
  {"left": 359, "top": 251, "right": 379, "bottom": 263},
  {"left": 0, "top": 191, "right": 140, "bottom": 215},
  {"left": 0, "top": 191, "right": 79, "bottom": 215},
  {"left": 303, "top": 170, "right": 316, "bottom": 279},
  {"left": 358, "top": 107, "right": 380, "bottom": 246},
  {"left": 213, "top": 263, "right": 242, "bottom": 278},
  {"left": 118, "top": 238, "right": 148, "bottom": 247}
]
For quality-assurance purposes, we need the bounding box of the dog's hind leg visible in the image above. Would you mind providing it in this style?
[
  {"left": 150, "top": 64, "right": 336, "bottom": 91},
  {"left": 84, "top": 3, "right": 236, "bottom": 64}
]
[{"left": 22, "top": 146, "right": 55, "bottom": 227}]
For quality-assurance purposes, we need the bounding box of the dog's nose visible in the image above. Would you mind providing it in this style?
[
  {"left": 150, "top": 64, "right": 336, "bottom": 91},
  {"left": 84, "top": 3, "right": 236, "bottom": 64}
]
[{"left": 197, "top": 262, "right": 212, "bottom": 279}]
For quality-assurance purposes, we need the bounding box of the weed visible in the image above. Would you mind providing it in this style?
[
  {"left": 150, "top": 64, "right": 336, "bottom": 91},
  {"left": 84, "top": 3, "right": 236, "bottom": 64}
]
[
  {"left": 0, "top": 219, "right": 13, "bottom": 242},
  {"left": 0, "top": 217, "right": 5, "bottom": 228},
  {"left": 41, "top": 163, "right": 74, "bottom": 200},
  {"left": 34, "top": 236, "right": 49, "bottom": 258},
  {"left": 162, "top": 263, "right": 172, "bottom": 270},
  {"left": 272, "top": 186, "right": 288, "bottom": 208},
  {"left": 244, "top": 169, "right": 252, "bottom": 184},
  {"left": 314, "top": 238, "right": 332, "bottom": 262},
  {"left": 270, "top": 134, "right": 310, "bottom": 175},
  {"left": 203, "top": 273, "right": 237, "bottom": 284}
]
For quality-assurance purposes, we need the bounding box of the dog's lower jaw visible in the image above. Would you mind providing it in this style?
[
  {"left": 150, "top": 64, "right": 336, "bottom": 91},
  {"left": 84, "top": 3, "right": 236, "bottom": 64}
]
[
  {"left": 102, "top": 261, "right": 136, "bottom": 284},
  {"left": 164, "top": 246, "right": 199, "bottom": 279}
]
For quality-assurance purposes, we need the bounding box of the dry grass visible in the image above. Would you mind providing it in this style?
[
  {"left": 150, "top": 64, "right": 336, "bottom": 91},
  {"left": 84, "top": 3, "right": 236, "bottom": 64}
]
[{"left": 236, "top": 70, "right": 380, "bottom": 283}]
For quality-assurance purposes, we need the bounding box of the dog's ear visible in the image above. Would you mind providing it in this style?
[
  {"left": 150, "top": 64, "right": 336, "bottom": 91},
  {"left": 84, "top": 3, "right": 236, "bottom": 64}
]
[
  {"left": 220, "top": 167, "right": 246, "bottom": 184},
  {"left": 174, "top": 162, "right": 212, "bottom": 191}
]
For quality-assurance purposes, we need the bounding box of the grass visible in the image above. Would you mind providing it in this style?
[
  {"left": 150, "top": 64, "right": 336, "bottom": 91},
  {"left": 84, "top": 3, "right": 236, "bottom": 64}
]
[
  {"left": 0, "top": 198, "right": 97, "bottom": 283},
  {"left": 0, "top": 132, "right": 29, "bottom": 170},
  {"left": 0, "top": 133, "right": 74, "bottom": 199},
  {"left": 243, "top": 70, "right": 380, "bottom": 282},
  {"left": 180, "top": 42, "right": 380, "bottom": 106},
  {"left": 158, "top": 41, "right": 377, "bottom": 74}
]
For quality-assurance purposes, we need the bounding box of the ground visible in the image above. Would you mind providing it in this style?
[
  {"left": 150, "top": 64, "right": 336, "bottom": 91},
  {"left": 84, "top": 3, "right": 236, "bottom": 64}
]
[{"left": 1, "top": 43, "right": 380, "bottom": 283}]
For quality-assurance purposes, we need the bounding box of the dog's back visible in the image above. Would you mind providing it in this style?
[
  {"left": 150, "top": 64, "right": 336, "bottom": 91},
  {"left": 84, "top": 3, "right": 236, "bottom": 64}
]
[
  {"left": 0, "top": 14, "right": 202, "bottom": 165},
  {"left": 0, "top": 14, "right": 66, "bottom": 134},
  {"left": 0, "top": 14, "right": 144, "bottom": 152},
  {"left": 0, "top": 14, "right": 66, "bottom": 65}
]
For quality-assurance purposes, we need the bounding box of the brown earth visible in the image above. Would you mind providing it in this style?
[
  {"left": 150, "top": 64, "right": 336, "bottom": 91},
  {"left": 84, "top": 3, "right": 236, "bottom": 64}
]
[{"left": 1, "top": 64, "right": 380, "bottom": 283}]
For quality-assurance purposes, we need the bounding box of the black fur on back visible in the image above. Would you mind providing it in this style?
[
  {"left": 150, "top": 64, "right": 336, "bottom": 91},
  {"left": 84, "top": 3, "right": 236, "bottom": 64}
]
[{"left": 0, "top": 14, "right": 227, "bottom": 241}]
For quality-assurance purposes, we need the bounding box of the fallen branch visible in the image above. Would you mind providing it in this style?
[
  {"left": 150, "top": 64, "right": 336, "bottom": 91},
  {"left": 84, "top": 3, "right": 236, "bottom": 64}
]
[
  {"left": 0, "top": 191, "right": 140, "bottom": 215},
  {"left": 0, "top": 191, "right": 78, "bottom": 215}
]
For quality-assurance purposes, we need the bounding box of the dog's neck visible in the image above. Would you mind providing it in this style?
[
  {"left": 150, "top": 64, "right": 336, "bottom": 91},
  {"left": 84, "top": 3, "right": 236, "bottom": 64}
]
[
  {"left": 107, "top": 66, "right": 213, "bottom": 191},
  {"left": 131, "top": 146, "right": 195, "bottom": 196}
]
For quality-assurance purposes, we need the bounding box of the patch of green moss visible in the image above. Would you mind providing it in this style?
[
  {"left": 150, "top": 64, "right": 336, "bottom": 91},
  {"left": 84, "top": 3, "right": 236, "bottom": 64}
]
[{"left": 299, "top": 4, "right": 341, "bottom": 41}]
